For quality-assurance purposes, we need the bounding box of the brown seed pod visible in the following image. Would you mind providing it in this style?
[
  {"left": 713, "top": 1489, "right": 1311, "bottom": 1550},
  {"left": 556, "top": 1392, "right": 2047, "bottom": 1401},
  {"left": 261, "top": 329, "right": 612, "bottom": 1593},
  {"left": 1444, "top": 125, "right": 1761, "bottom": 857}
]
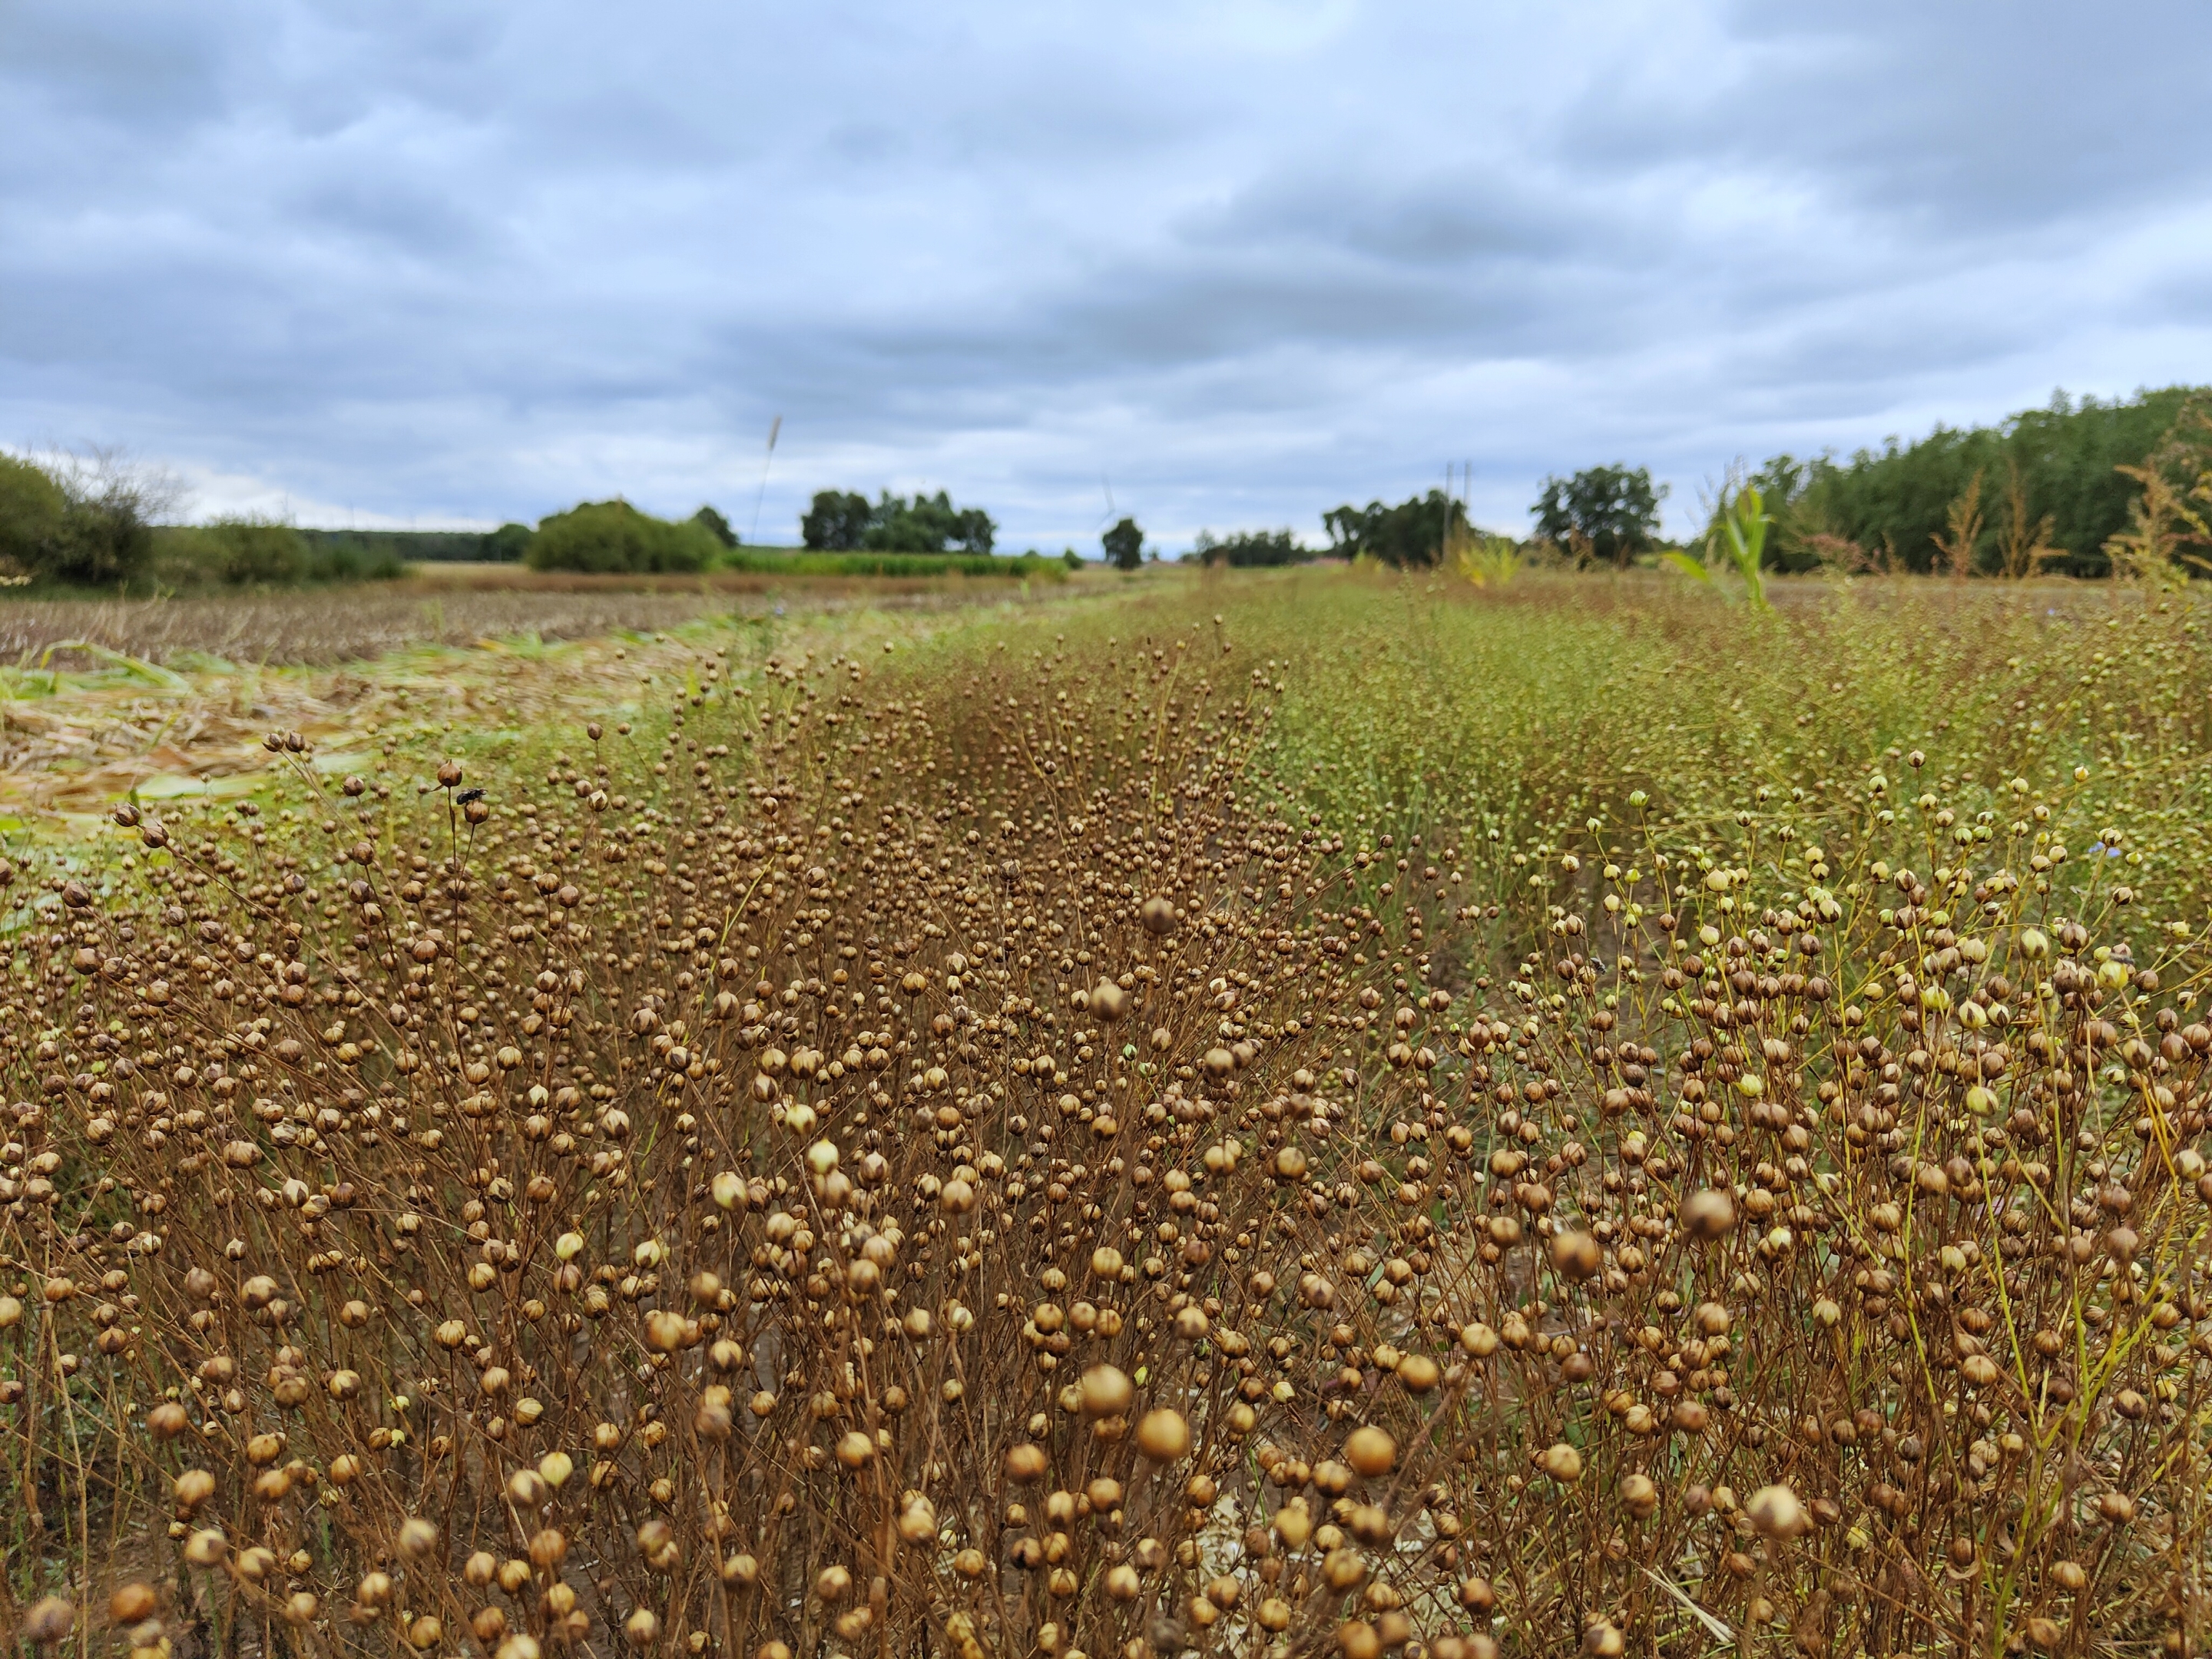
[
  {"left": 1080, "top": 1364, "right": 1134, "bottom": 1418},
  {"left": 1550, "top": 1230, "right": 1601, "bottom": 1280},
  {"left": 18, "top": 1599, "right": 74, "bottom": 1645},
  {"left": 1747, "top": 1484, "right": 1810, "bottom": 1539},
  {"left": 1140, "top": 896, "right": 1177, "bottom": 934},
  {"left": 1681, "top": 1189, "right": 1737, "bottom": 1241},
  {"left": 1344, "top": 1426, "right": 1396, "bottom": 1477},
  {"left": 1136, "top": 1408, "right": 1191, "bottom": 1462}
]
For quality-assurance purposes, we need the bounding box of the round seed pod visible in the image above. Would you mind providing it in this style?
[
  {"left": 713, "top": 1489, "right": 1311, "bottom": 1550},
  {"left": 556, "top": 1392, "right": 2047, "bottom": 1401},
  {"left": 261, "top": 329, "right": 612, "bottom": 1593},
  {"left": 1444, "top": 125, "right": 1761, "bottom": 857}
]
[
  {"left": 1137, "top": 1409, "right": 1190, "bottom": 1462},
  {"left": 1681, "top": 1190, "right": 1737, "bottom": 1241},
  {"left": 1344, "top": 1426, "right": 1396, "bottom": 1477},
  {"left": 1079, "top": 1365, "right": 1134, "bottom": 1419}
]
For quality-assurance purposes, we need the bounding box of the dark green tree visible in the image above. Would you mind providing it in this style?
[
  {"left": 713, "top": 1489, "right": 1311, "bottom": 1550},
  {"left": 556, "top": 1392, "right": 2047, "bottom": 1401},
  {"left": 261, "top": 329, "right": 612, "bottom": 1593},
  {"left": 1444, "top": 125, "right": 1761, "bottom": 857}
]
[
  {"left": 801, "top": 490, "right": 872, "bottom": 550},
  {"left": 859, "top": 491, "right": 996, "bottom": 554},
  {"left": 1193, "top": 528, "right": 1310, "bottom": 568},
  {"left": 1102, "top": 517, "right": 1144, "bottom": 571},
  {"left": 691, "top": 505, "right": 738, "bottom": 548},
  {"left": 1757, "top": 386, "right": 2208, "bottom": 575},
  {"left": 1532, "top": 465, "right": 1665, "bottom": 566},
  {"left": 483, "top": 522, "right": 535, "bottom": 562},
  {"left": 1320, "top": 491, "right": 1467, "bottom": 567}
]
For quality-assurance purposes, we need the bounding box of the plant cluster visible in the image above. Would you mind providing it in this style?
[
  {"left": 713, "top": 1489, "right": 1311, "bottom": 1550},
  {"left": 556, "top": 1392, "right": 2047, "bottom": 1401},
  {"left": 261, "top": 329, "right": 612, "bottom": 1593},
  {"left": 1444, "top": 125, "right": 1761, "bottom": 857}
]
[{"left": 0, "top": 581, "right": 2207, "bottom": 1658}]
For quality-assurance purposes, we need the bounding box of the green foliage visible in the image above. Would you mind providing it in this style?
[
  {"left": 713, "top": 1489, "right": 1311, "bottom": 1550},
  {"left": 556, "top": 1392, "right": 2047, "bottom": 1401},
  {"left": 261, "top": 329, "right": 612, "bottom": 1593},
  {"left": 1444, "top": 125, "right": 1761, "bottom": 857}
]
[
  {"left": 526, "top": 500, "right": 718, "bottom": 574},
  {"left": 155, "top": 519, "right": 314, "bottom": 585},
  {"left": 1061, "top": 548, "right": 1083, "bottom": 571},
  {"left": 801, "top": 490, "right": 872, "bottom": 551},
  {"left": 1321, "top": 490, "right": 1467, "bottom": 568},
  {"left": 1101, "top": 516, "right": 1144, "bottom": 571},
  {"left": 1450, "top": 531, "right": 1525, "bottom": 589},
  {"left": 1532, "top": 465, "right": 1665, "bottom": 566},
  {"left": 0, "top": 455, "right": 68, "bottom": 579},
  {"left": 1193, "top": 528, "right": 1310, "bottom": 568},
  {"left": 1664, "top": 483, "right": 1770, "bottom": 606},
  {"left": 482, "top": 523, "right": 536, "bottom": 562},
  {"left": 0, "top": 450, "right": 159, "bottom": 586},
  {"left": 1747, "top": 386, "right": 2207, "bottom": 575},
  {"left": 802, "top": 489, "right": 995, "bottom": 554},
  {"left": 691, "top": 505, "right": 739, "bottom": 548}
]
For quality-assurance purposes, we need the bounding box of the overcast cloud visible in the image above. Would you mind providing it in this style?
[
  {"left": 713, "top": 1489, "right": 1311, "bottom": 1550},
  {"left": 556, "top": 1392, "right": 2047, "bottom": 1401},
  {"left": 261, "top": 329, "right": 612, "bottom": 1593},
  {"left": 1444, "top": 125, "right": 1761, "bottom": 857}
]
[{"left": 5, "top": 1, "right": 2211, "bottom": 547}]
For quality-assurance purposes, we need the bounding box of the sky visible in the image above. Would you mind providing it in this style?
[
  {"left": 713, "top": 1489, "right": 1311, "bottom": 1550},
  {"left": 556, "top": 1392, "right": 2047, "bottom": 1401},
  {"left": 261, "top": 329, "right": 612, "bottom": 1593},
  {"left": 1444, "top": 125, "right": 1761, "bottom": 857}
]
[{"left": 6, "top": 2, "right": 2212, "bottom": 549}]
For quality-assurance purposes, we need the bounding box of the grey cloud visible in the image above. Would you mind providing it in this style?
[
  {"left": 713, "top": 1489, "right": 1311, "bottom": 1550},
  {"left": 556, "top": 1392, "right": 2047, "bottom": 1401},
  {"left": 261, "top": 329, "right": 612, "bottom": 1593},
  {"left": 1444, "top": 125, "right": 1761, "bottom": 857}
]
[{"left": 3, "top": 0, "right": 2211, "bottom": 543}]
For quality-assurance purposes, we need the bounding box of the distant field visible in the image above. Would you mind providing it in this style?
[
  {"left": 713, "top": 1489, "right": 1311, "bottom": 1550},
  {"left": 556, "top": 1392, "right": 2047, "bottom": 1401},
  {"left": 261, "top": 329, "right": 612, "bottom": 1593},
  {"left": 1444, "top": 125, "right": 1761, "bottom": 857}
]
[{"left": 0, "top": 561, "right": 1123, "bottom": 668}]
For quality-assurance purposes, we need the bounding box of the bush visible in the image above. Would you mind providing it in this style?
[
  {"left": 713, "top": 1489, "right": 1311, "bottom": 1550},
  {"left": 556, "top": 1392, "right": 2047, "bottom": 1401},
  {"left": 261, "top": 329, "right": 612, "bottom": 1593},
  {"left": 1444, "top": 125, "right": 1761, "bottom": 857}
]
[
  {"left": 0, "top": 449, "right": 161, "bottom": 585},
  {"left": 0, "top": 454, "right": 68, "bottom": 578},
  {"left": 525, "top": 500, "right": 718, "bottom": 573}
]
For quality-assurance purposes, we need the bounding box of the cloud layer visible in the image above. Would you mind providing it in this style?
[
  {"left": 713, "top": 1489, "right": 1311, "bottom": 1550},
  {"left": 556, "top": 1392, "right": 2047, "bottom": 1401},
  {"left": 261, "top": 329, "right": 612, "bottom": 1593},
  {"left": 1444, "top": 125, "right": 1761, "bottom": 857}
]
[{"left": 6, "top": 1, "right": 2211, "bottom": 545}]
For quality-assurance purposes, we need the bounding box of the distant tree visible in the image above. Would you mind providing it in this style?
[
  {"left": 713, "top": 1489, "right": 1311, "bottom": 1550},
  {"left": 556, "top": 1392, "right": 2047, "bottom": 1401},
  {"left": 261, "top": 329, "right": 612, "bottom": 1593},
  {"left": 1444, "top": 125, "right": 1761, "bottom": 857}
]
[
  {"left": 1532, "top": 465, "right": 1665, "bottom": 566},
  {"left": 528, "top": 500, "right": 717, "bottom": 573},
  {"left": 1102, "top": 517, "right": 1144, "bottom": 571},
  {"left": 1061, "top": 547, "right": 1082, "bottom": 570},
  {"left": 1193, "top": 528, "right": 1310, "bottom": 568},
  {"left": 1747, "top": 386, "right": 2210, "bottom": 576},
  {"left": 483, "top": 522, "right": 535, "bottom": 562},
  {"left": 802, "top": 490, "right": 872, "bottom": 550},
  {"left": 1320, "top": 491, "right": 1467, "bottom": 567},
  {"left": 804, "top": 488, "right": 995, "bottom": 554},
  {"left": 861, "top": 491, "right": 995, "bottom": 555},
  {"left": 692, "top": 505, "right": 739, "bottom": 548}
]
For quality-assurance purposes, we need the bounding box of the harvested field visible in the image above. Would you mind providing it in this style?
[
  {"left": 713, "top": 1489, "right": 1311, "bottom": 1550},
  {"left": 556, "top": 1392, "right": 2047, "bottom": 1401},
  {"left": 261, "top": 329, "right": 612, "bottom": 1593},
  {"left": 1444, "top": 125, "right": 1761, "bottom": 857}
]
[{"left": 0, "top": 567, "right": 1106, "bottom": 671}]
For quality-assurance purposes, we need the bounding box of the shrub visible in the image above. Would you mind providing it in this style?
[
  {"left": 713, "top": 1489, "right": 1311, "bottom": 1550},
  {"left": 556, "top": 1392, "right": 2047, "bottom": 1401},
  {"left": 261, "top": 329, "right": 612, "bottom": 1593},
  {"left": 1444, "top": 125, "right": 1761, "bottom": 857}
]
[
  {"left": 202, "top": 518, "right": 307, "bottom": 584},
  {"left": 0, "top": 449, "right": 161, "bottom": 585},
  {"left": 0, "top": 453, "right": 68, "bottom": 578},
  {"left": 526, "top": 500, "right": 717, "bottom": 573}
]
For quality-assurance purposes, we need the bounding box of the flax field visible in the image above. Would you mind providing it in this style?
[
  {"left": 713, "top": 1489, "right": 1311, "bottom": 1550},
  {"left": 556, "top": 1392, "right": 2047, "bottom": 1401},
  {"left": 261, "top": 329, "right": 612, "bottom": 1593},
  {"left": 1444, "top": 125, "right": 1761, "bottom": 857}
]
[{"left": 0, "top": 569, "right": 2208, "bottom": 1658}]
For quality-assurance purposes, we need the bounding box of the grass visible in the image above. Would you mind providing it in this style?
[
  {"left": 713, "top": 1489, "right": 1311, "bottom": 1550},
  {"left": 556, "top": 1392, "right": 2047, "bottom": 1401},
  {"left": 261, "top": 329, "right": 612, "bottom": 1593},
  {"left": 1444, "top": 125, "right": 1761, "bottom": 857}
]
[{"left": 0, "top": 566, "right": 2207, "bottom": 1658}]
